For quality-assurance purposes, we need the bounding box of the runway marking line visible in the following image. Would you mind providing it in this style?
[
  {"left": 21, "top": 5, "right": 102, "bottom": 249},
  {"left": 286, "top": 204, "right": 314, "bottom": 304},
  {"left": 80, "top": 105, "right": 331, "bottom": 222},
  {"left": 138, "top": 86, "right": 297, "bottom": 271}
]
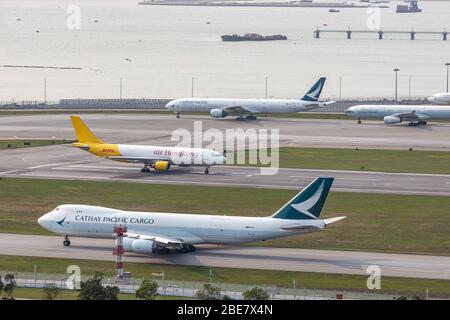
[{"left": 0, "top": 159, "right": 89, "bottom": 175}]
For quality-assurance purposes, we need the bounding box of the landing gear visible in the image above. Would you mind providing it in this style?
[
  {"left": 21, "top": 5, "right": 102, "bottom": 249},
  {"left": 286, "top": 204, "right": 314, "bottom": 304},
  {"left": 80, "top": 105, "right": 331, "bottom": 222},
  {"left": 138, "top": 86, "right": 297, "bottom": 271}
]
[
  {"left": 63, "top": 235, "right": 71, "bottom": 247},
  {"left": 204, "top": 167, "right": 210, "bottom": 174},
  {"left": 155, "top": 247, "right": 172, "bottom": 255},
  {"left": 141, "top": 163, "right": 151, "bottom": 173},
  {"left": 177, "top": 244, "right": 196, "bottom": 253},
  {"left": 236, "top": 115, "right": 257, "bottom": 120},
  {"left": 176, "top": 112, "right": 180, "bottom": 119},
  {"left": 408, "top": 121, "right": 427, "bottom": 127},
  {"left": 357, "top": 118, "right": 361, "bottom": 124}
]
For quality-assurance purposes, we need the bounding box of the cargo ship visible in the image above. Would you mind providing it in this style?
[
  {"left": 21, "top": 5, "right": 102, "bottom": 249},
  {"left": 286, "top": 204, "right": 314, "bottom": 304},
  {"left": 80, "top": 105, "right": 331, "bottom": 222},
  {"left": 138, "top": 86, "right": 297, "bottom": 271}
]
[
  {"left": 396, "top": 0, "right": 422, "bottom": 13},
  {"left": 221, "top": 33, "right": 288, "bottom": 41}
]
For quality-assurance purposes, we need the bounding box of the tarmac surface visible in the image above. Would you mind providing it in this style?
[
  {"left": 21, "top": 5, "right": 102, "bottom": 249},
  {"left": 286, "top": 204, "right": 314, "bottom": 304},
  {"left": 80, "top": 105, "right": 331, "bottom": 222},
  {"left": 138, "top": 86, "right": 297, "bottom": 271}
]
[
  {"left": 1, "top": 113, "right": 450, "bottom": 150},
  {"left": 0, "top": 233, "right": 449, "bottom": 280},
  {"left": 1, "top": 114, "right": 449, "bottom": 196},
  {"left": 0, "top": 146, "right": 449, "bottom": 196}
]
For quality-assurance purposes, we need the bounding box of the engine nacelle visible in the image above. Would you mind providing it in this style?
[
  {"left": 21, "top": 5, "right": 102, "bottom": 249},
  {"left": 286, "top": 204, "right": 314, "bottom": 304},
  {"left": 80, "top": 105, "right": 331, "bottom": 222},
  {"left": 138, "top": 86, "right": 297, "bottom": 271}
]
[
  {"left": 210, "top": 109, "right": 228, "bottom": 118},
  {"left": 129, "top": 239, "right": 157, "bottom": 254},
  {"left": 123, "top": 237, "right": 135, "bottom": 252},
  {"left": 153, "top": 161, "right": 171, "bottom": 171},
  {"left": 384, "top": 115, "right": 401, "bottom": 124}
]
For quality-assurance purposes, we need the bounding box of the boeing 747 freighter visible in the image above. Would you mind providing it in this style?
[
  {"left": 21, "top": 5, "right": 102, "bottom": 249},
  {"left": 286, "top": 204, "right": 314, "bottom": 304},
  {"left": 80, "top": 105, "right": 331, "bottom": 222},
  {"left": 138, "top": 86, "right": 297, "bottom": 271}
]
[{"left": 38, "top": 177, "right": 345, "bottom": 253}]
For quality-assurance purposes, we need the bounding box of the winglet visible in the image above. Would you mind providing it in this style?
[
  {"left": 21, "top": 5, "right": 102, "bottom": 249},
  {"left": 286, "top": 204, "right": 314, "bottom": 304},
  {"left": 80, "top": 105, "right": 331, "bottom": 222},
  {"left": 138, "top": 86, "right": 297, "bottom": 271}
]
[{"left": 70, "top": 116, "right": 105, "bottom": 144}]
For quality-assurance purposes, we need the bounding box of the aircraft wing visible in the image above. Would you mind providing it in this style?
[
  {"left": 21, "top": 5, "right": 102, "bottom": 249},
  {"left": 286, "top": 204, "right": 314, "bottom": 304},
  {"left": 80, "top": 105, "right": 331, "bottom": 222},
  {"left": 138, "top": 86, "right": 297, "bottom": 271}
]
[
  {"left": 125, "top": 231, "right": 204, "bottom": 247},
  {"left": 107, "top": 156, "right": 172, "bottom": 164},
  {"left": 392, "top": 111, "right": 429, "bottom": 121},
  {"left": 221, "top": 105, "right": 260, "bottom": 115}
]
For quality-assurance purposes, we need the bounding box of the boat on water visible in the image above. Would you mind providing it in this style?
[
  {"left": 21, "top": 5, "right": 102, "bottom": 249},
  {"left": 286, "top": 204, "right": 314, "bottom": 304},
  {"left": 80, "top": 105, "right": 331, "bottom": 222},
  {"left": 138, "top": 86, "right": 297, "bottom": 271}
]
[
  {"left": 221, "top": 33, "right": 288, "bottom": 42},
  {"left": 396, "top": 0, "right": 422, "bottom": 13}
]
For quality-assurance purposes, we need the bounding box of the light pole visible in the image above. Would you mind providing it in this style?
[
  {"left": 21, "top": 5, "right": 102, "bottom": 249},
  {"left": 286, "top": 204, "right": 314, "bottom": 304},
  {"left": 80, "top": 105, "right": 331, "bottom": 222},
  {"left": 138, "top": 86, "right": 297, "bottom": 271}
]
[
  {"left": 446, "top": 63, "right": 450, "bottom": 92},
  {"left": 408, "top": 75, "right": 412, "bottom": 100},
  {"left": 44, "top": 78, "right": 47, "bottom": 105},
  {"left": 393, "top": 68, "right": 400, "bottom": 104},
  {"left": 120, "top": 77, "right": 123, "bottom": 100},
  {"left": 191, "top": 77, "right": 194, "bottom": 98},
  {"left": 339, "top": 76, "right": 342, "bottom": 107},
  {"left": 265, "top": 76, "right": 268, "bottom": 99}
]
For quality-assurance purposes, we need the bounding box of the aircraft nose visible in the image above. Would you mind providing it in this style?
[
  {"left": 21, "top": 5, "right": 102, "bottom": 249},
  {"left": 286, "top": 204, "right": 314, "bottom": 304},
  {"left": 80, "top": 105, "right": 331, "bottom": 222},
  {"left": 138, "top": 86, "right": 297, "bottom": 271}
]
[
  {"left": 37, "top": 213, "right": 48, "bottom": 227},
  {"left": 38, "top": 211, "right": 54, "bottom": 229}
]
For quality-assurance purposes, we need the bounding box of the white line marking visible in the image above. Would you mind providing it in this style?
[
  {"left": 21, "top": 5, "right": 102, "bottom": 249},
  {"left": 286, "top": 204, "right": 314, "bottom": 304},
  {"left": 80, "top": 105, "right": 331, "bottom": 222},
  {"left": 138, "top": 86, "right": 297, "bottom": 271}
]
[
  {"left": 28, "top": 159, "right": 87, "bottom": 170},
  {"left": 5, "top": 173, "right": 449, "bottom": 196},
  {"left": 225, "top": 166, "right": 450, "bottom": 178},
  {"left": 0, "top": 160, "right": 88, "bottom": 175},
  {"left": 289, "top": 175, "right": 380, "bottom": 181}
]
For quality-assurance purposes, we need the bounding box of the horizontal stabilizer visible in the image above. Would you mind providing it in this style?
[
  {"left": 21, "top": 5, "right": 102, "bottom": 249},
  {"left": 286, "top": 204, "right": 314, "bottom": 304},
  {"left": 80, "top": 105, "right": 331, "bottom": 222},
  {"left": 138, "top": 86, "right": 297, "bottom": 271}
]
[{"left": 323, "top": 216, "right": 346, "bottom": 225}]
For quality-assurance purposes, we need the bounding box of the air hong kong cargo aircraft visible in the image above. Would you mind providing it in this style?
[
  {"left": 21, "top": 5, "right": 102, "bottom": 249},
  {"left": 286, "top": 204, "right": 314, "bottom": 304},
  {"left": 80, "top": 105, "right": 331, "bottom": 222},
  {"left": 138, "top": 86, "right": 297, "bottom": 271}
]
[
  {"left": 70, "top": 116, "right": 226, "bottom": 174},
  {"left": 38, "top": 177, "right": 346, "bottom": 253}
]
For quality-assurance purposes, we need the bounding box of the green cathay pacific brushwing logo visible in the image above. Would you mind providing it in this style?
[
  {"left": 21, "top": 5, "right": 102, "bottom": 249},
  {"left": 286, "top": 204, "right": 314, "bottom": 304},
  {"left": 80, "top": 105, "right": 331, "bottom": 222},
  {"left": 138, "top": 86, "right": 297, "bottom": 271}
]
[{"left": 57, "top": 216, "right": 66, "bottom": 226}]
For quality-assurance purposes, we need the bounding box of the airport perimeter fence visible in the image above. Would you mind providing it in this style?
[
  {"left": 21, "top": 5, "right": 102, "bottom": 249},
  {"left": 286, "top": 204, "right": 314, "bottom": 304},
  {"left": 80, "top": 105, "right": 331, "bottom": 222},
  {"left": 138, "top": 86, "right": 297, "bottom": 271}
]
[
  {"left": 0, "top": 97, "right": 429, "bottom": 113},
  {"left": 0, "top": 270, "right": 415, "bottom": 300}
]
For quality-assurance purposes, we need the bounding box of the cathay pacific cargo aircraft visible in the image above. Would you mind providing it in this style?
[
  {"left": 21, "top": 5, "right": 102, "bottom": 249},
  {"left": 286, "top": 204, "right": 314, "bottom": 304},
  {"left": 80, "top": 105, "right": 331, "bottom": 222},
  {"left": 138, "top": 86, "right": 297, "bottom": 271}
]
[
  {"left": 165, "top": 77, "right": 332, "bottom": 120},
  {"left": 38, "top": 177, "right": 345, "bottom": 254}
]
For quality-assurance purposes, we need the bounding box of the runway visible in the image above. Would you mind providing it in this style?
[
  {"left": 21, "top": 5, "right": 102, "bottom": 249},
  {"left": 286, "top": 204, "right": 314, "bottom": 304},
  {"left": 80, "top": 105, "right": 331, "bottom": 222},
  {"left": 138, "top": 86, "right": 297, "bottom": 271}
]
[
  {"left": 1, "top": 114, "right": 449, "bottom": 196},
  {"left": 0, "top": 233, "right": 449, "bottom": 280},
  {"left": 1, "top": 145, "right": 449, "bottom": 196},
  {"left": 1, "top": 113, "right": 450, "bottom": 150}
]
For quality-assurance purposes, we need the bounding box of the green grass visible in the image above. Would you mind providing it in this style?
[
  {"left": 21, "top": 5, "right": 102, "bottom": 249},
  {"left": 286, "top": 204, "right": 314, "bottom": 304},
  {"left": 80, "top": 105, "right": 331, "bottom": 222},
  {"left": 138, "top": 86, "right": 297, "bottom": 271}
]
[
  {"left": 232, "top": 147, "right": 450, "bottom": 174},
  {"left": 1, "top": 255, "right": 449, "bottom": 297},
  {"left": 10, "top": 287, "right": 184, "bottom": 300},
  {"left": 0, "top": 139, "right": 74, "bottom": 150},
  {"left": 0, "top": 178, "right": 449, "bottom": 255}
]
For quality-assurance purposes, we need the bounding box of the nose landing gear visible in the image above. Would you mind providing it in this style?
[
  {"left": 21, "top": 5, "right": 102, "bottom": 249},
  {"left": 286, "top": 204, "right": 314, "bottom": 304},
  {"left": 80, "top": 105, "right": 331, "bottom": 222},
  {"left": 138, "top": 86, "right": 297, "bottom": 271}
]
[{"left": 63, "top": 235, "right": 71, "bottom": 247}]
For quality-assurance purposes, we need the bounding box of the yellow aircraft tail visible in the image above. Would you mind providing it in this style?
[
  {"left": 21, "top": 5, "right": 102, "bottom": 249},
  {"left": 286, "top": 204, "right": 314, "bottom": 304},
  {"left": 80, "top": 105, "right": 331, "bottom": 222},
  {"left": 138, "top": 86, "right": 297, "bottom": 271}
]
[{"left": 70, "top": 116, "right": 105, "bottom": 144}]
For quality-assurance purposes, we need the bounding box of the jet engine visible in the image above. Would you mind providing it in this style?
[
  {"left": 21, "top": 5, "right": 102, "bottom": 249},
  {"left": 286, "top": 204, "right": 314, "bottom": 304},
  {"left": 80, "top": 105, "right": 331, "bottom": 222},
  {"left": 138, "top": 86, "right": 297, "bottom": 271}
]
[
  {"left": 123, "top": 238, "right": 157, "bottom": 254},
  {"left": 210, "top": 109, "right": 228, "bottom": 118},
  {"left": 384, "top": 115, "right": 401, "bottom": 124},
  {"left": 153, "top": 161, "right": 171, "bottom": 172}
]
